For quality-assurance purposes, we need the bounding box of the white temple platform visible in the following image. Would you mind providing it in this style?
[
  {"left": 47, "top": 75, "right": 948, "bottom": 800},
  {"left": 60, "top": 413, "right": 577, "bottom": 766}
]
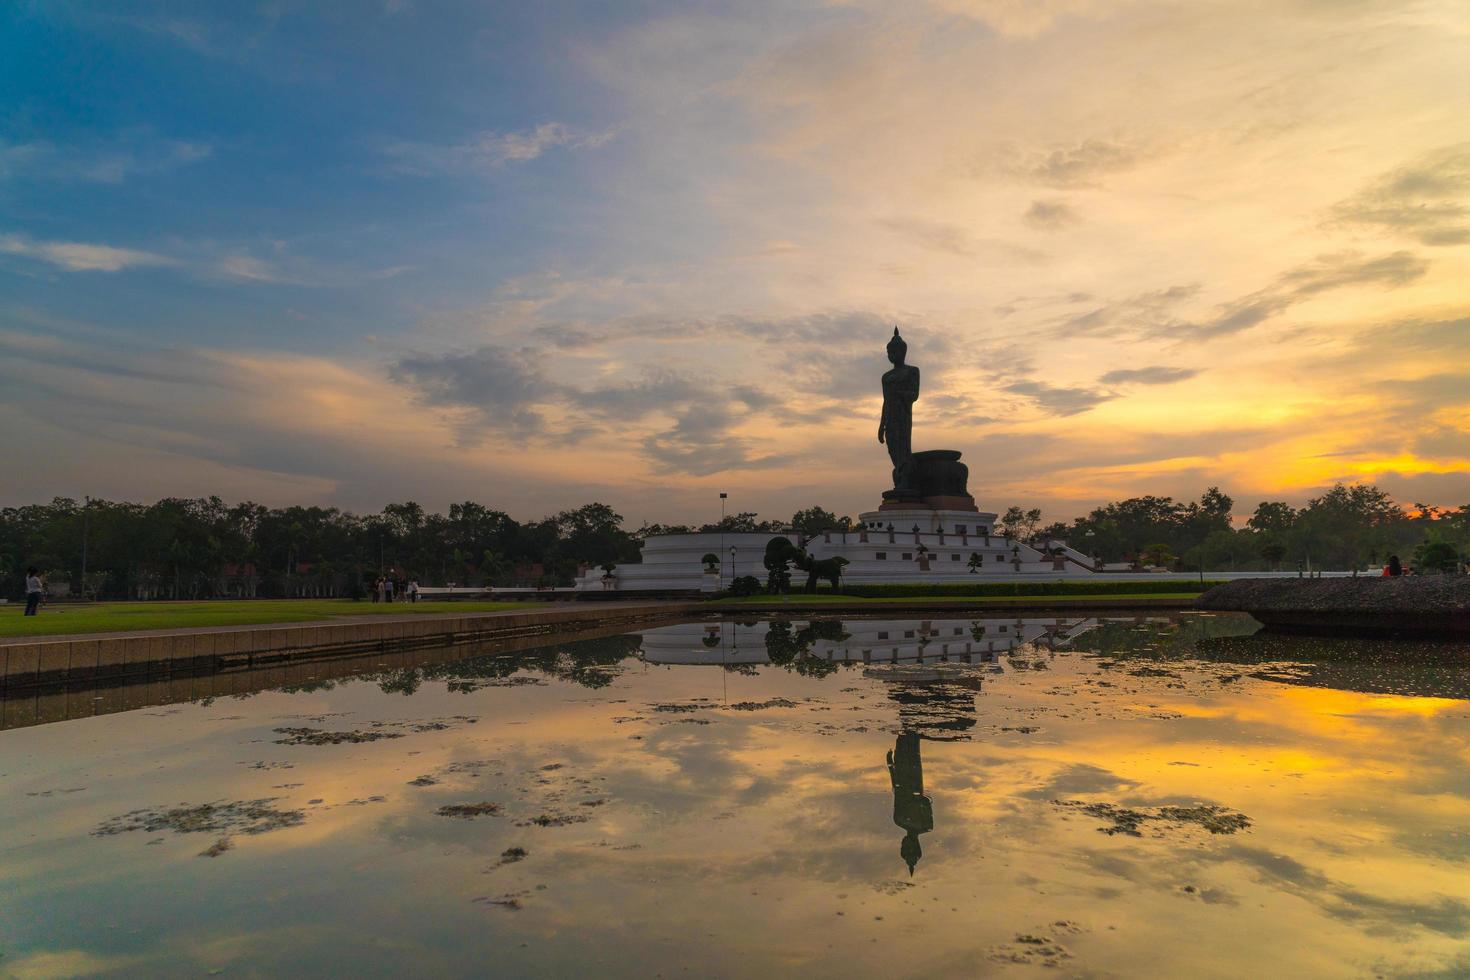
[{"left": 574, "top": 506, "right": 1100, "bottom": 593}]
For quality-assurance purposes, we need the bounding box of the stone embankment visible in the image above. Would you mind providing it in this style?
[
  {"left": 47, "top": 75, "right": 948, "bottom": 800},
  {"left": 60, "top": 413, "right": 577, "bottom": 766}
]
[
  {"left": 0, "top": 602, "right": 702, "bottom": 695},
  {"left": 1196, "top": 577, "right": 1470, "bottom": 636}
]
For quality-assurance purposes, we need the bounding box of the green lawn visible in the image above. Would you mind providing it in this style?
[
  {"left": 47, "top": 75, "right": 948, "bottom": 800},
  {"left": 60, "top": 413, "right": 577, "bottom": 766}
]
[
  {"left": 0, "top": 599, "right": 543, "bottom": 638},
  {"left": 711, "top": 593, "right": 1201, "bottom": 605}
]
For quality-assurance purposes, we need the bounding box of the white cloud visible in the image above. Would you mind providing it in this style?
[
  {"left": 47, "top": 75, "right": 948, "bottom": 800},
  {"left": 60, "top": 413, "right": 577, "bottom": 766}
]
[
  {"left": 382, "top": 123, "right": 614, "bottom": 176},
  {"left": 927, "top": 0, "right": 1126, "bottom": 37},
  {"left": 217, "top": 255, "right": 288, "bottom": 283},
  {"left": 0, "top": 136, "right": 211, "bottom": 184},
  {"left": 0, "top": 235, "right": 177, "bottom": 272}
]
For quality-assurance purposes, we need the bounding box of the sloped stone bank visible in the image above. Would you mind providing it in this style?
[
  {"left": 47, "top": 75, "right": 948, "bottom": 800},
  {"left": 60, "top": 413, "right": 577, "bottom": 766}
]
[
  {"left": 0, "top": 602, "right": 702, "bottom": 694},
  {"left": 1196, "top": 577, "right": 1470, "bottom": 636}
]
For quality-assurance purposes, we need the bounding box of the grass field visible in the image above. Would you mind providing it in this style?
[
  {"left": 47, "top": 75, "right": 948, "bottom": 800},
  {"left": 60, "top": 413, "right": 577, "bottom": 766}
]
[
  {"left": 711, "top": 593, "right": 1202, "bottom": 605},
  {"left": 0, "top": 599, "right": 543, "bottom": 638}
]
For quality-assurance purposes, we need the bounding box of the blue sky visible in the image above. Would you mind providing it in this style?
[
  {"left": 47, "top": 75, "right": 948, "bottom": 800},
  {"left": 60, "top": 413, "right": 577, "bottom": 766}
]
[
  {"left": 2, "top": 2, "right": 634, "bottom": 347},
  {"left": 2, "top": 1, "right": 1468, "bottom": 524}
]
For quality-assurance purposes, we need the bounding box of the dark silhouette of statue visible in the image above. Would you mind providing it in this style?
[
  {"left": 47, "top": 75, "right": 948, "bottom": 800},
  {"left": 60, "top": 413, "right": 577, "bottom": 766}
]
[
  {"left": 764, "top": 536, "right": 850, "bottom": 593},
  {"left": 878, "top": 327, "right": 920, "bottom": 495},
  {"left": 887, "top": 731, "right": 933, "bottom": 876},
  {"left": 875, "top": 328, "right": 978, "bottom": 509}
]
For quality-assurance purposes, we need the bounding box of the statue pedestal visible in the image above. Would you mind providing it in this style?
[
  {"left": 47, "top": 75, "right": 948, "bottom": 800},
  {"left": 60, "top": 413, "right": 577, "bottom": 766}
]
[{"left": 881, "top": 450, "right": 978, "bottom": 512}]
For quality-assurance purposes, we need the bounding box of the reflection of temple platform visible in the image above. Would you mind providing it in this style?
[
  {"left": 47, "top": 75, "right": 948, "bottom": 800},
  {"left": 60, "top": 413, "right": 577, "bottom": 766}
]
[{"left": 637, "top": 617, "right": 1101, "bottom": 666}]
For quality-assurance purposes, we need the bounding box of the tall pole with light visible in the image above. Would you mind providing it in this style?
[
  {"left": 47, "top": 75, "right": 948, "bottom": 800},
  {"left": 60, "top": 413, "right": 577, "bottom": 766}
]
[
  {"left": 719, "top": 492, "right": 728, "bottom": 590},
  {"left": 80, "top": 495, "right": 90, "bottom": 600}
]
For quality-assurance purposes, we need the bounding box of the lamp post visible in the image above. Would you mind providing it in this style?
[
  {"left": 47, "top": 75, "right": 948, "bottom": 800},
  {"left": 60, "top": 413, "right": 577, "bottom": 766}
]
[
  {"left": 719, "top": 492, "right": 728, "bottom": 589},
  {"left": 80, "top": 495, "right": 90, "bottom": 600}
]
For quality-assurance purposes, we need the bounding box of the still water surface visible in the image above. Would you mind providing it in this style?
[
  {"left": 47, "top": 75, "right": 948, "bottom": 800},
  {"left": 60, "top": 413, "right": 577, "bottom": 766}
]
[{"left": 4, "top": 613, "right": 1470, "bottom": 978}]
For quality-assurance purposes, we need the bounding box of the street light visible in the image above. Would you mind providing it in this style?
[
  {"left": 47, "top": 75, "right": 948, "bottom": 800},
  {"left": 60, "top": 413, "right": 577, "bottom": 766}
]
[
  {"left": 719, "top": 492, "right": 728, "bottom": 589},
  {"left": 80, "top": 495, "right": 91, "bottom": 601}
]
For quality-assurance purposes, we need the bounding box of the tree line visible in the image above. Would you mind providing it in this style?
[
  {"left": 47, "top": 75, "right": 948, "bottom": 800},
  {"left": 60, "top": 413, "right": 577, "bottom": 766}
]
[
  {"left": 0, "top": 498, "right": 646, "bottom": 600},
  {"left": 1028, "top": 484, "right": 1469, "bottom": 573},
  {"left": 3, "top": 482, "right": 1465, "bottom": 600}
]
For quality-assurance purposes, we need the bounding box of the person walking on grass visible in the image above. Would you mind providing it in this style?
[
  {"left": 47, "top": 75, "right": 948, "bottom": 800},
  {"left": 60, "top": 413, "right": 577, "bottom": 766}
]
[
  {"left": 407, "top": 579, "right": 419, "bottom": 603},
  {"left": 24, "top": 567, "right": 43, "bottom": 616},
  {"left": 383, "top": 577, "right": 394, "bottom": 604},
  {"left": 371, "top": 577, "right": 382, "bottom": 603}
]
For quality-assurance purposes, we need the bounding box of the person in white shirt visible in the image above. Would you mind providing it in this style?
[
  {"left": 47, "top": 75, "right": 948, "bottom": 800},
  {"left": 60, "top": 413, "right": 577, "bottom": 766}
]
[
  {"left": 24, "top": 566, "right": 43, "bottom": 616},
  {"left": 407, "top": 580, "right": 420, "bottom": 603}
]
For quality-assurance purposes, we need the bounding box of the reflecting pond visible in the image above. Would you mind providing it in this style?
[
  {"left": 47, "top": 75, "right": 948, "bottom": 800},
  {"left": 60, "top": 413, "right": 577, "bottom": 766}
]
[{"left": 4, "top": 613, "right": 1470, "bottom": 977}]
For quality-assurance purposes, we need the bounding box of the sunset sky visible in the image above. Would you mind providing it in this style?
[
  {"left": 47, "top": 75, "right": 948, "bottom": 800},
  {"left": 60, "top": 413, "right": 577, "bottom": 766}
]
[{"left": 2, "top": 0, "right": 1467, "bottom": 526}]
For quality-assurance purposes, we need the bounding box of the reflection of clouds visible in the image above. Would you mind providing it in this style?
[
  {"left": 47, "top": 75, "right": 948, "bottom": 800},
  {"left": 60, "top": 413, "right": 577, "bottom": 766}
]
[
  {"left": 1017, "top": 762, "right": 1139, "bottom": 800},
  {"left": 6, "top": 625, "right": 1470, "bottom": 975},
  {"left": 1222, "top": 845, "right": 1470, "bottom": 938}
]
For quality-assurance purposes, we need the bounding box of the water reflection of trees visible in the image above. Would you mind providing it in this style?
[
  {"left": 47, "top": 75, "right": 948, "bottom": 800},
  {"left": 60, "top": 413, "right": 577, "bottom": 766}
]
[
  {"left": 764, "top": 619, "right": 851, "bottom": 678},
  {"left": 1195, "top": 634, "right": 1470, "bottom": 699},
  {"left": 368, "top": 634, "right": 647, "bottom": 695},
  {"left": 1080, "top": 615, "right": 1470, "bottom": 699},
  {"left": 1079, "top": 615, "right": 1261, "bottom": 661}
]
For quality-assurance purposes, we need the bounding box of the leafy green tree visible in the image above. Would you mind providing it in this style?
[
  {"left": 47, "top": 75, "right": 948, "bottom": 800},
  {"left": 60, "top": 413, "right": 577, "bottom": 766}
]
[
  {"left": 1141, "top": 543, "right": 1176, "bottom": 568},
  {"left": 701, "top": 512, "right": 785, "bottom": 533},
  {"left": 790, "top": 506, "right": 852, "bottom": 534},
  {"left": 1248, "top": 501, "right": 1297, "bottom": 534},
  {"left": 1413, "top": 540, "right": 1462, "bottom": 574}
]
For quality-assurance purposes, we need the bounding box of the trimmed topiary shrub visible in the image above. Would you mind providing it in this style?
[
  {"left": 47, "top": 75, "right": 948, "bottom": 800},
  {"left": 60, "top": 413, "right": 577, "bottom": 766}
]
[{"left": 730, "top": 575, "right": 762, "bottom": 596}]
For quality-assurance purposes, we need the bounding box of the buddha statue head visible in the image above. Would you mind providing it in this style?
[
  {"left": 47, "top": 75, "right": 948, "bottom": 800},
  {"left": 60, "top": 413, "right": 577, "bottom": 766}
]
[{"left": 886, "top": 326, "right": 907, "bottom": 366}]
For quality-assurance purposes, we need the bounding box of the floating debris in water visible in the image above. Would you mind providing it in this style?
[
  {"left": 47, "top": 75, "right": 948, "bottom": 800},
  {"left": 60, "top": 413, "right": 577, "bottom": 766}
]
[
  {"left": 94, "top": 799, "right": 306, "bottom": 841},
  {"left": 1052, "top": 800, "right": 1251, "bottom": 836},
  {"left": 25, "top": 787, "right": 87, "bottom": 798},
  {"left": 988, "top": 921, "right": 1084, "bottom": 967},
  {"left": 437, "top": 802, "right": 502, "bottom": 818},
  {"left": 273, "top": 727, "right": 405, "bottom": 746},
  {"left": 199, "top": 838, "right": 232, "bottom": 858},
  {"left": 727, "top": 698, "right": 799, "bottom": 711},
  {"left": 517, "top": 813, "right": 590, "bottom": 827}
]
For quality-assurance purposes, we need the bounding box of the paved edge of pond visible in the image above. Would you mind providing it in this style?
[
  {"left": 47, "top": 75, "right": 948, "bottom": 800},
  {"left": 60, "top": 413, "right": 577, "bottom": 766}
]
[
  {"left": 1197, "top": 577, "right": 1470, "bottom": 636},
  {"left": 0, "top": 602, "right": 704, "bottom": 692},
  {"left": 0, "top": 616, "right": 670, "bottom": 732}
]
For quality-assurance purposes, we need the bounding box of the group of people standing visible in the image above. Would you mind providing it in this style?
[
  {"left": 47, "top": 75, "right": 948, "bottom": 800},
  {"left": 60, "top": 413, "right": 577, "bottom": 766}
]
[{"left": 371, "top": 576, "right": 419, "bottom": 603}]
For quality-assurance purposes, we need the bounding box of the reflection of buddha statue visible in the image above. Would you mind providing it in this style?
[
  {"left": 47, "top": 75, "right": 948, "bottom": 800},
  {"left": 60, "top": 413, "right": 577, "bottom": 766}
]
[
  {"left": 886, "top": 680, "right": 979, "bottom": 740},
  {"left": 887, "top": 732, "right": 933, "bottom": 875}
]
